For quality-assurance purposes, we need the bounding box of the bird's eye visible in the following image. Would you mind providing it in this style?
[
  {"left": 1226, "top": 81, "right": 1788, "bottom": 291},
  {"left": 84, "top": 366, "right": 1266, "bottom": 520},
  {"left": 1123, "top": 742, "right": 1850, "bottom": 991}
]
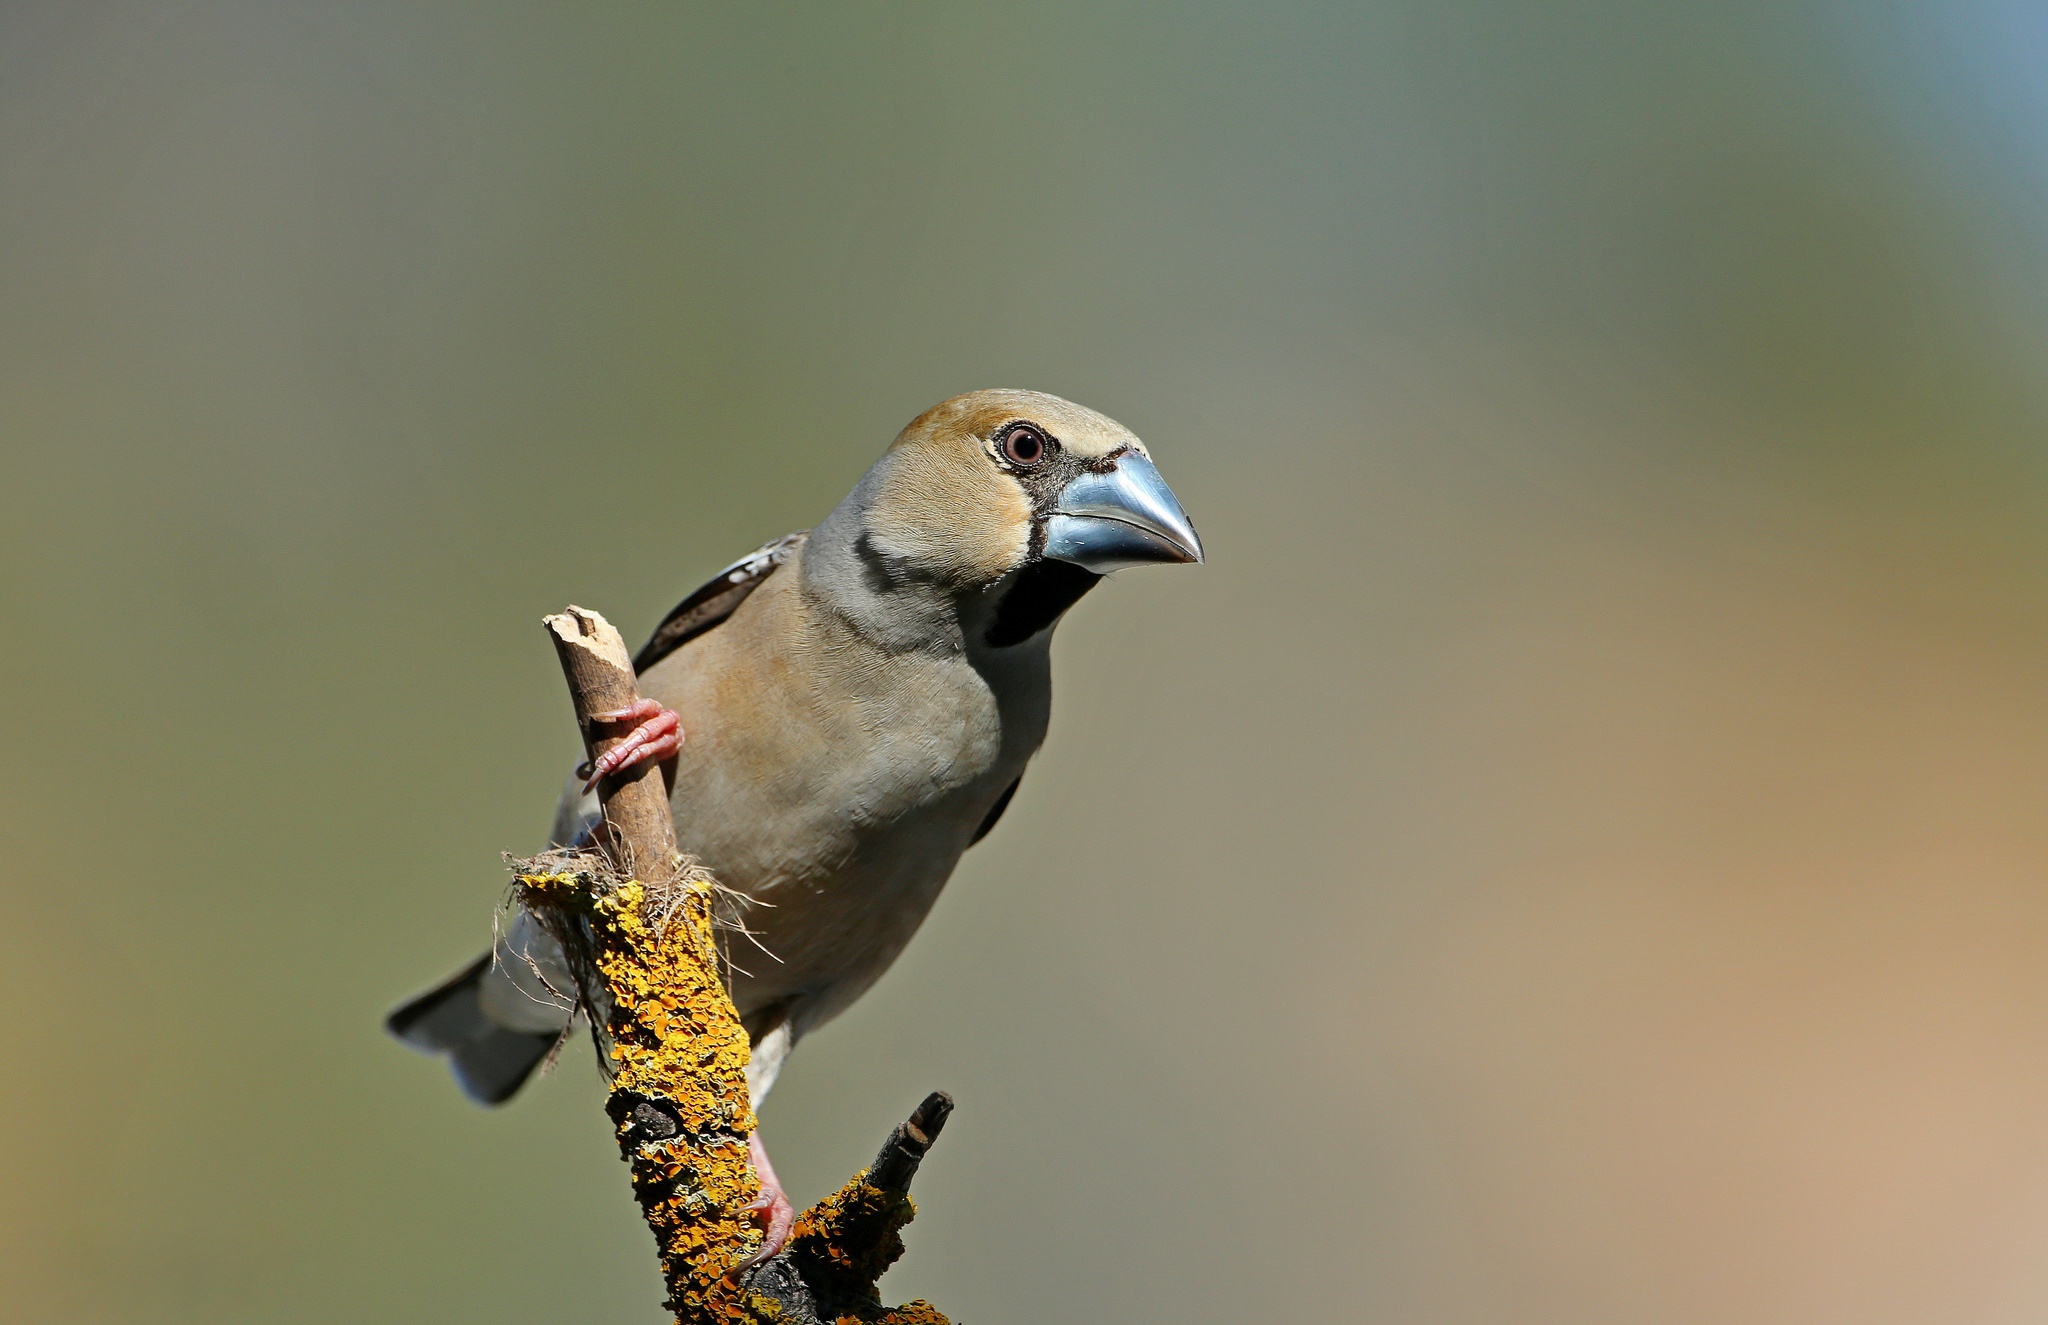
[{"left": 1000, "top": 423, "right": 1048, "bottom": 467}]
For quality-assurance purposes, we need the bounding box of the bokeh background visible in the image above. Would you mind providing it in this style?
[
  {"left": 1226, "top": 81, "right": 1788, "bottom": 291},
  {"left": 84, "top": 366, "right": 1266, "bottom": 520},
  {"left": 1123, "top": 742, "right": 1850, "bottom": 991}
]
[{"left": 6, "top": 3, "right": 2048, "bottom": 1321}]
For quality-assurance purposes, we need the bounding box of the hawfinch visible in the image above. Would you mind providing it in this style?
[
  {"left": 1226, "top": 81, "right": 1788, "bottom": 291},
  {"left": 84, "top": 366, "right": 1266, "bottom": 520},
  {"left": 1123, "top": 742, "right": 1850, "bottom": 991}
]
[{"left": 390, "top": 388, "right": 1202, "bottom": 1251}]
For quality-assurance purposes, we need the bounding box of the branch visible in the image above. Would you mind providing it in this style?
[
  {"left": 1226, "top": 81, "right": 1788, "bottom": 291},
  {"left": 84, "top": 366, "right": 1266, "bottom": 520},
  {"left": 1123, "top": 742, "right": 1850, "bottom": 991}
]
[
  {"left": 543, "top": 606, "right": 679, "bottom": 876},
  {"left": 519, "top": 605, "right": 952, "bottom": 1325}
]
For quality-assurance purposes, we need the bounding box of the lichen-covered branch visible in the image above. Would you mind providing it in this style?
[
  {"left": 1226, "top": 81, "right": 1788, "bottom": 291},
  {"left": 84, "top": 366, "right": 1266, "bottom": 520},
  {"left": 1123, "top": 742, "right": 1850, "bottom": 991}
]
[
  {"left": 528, "top": 606, "right": 952, "bottom": 1325},
  {"left": 749, "top": 1093, "right": 954, "bottom": 1324}
]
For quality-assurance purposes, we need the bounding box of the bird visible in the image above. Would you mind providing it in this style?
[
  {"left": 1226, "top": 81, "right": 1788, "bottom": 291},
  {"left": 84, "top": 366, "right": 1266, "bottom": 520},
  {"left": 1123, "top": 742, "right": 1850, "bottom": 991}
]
[{"left": 388, "top": 388, "right": 1202, "bottom": 1257}]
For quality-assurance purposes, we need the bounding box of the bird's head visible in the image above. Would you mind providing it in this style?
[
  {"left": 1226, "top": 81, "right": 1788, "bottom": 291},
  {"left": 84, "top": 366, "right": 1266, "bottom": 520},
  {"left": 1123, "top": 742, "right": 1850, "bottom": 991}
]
[
  {"left": 819, "top": 389, "right": 1201, "bottom": 647},
  {"left": 866, "top": 387, "right": 1201, "bottom": 575}
]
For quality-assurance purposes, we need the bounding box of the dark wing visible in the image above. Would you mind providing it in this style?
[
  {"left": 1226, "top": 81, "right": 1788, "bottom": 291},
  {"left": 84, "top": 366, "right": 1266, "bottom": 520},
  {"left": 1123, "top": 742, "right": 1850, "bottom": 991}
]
[{"left": 633, "top": 531, "right": 807, "bottom": 674}]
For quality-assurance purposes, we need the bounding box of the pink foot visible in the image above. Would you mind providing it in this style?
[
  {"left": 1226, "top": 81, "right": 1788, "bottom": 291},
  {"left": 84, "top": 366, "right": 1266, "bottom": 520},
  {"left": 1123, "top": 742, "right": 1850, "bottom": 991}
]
[
  {"left": 579, "top": 697, "right": 683, "bottom": 792},
  {"left": 740, "top": 1130, "right": 796, "bottom": 1269}
]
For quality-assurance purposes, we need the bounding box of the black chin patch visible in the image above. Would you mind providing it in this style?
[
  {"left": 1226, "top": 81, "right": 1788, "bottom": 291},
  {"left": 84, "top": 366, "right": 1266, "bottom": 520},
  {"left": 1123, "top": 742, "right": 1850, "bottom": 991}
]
[
  {"left": 969, "top": 776, "right": 1022, "bottom": 844},
  {"left": 985, "top": 558, "right": 1101, "bottom": 647}
]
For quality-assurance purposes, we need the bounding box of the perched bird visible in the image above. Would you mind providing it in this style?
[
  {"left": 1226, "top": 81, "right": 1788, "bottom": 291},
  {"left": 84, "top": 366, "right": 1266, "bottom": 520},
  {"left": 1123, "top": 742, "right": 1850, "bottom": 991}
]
[{"left": 389, "top": 388, "right": 1201, "bottom": 1254}]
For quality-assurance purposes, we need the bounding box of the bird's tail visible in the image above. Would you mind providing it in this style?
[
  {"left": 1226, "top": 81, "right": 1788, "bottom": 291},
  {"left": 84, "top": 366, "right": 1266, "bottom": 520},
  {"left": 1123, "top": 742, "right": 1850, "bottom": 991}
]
[{"left": 386, "top": 953, "right": 560, "bottom": 1106}]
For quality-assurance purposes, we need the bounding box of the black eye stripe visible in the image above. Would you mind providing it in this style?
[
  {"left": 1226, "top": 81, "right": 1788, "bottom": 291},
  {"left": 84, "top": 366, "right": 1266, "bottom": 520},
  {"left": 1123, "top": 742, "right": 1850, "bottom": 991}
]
[{"left": 1086, "top": 443, "right": 1133, "bottom": 473}]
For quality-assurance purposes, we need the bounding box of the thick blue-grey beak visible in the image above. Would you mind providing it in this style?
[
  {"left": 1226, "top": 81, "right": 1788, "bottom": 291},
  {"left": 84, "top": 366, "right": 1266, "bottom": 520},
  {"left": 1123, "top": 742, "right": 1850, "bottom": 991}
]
[{"left": 1042, "top": 452, "right": 1204, "bottom": 572}]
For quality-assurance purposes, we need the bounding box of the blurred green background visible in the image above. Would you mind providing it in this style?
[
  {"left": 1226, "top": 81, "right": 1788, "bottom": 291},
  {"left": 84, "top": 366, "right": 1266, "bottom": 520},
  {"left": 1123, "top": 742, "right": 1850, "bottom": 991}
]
[{"left": 7, "top": 3, "right": 2048, "bottom": 1321}]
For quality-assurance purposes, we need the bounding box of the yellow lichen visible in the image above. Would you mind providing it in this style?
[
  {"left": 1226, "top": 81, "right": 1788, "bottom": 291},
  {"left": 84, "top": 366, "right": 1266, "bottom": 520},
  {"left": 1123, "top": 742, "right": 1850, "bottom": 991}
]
[
  {"left": 515, "top": 864, "right": 948, "bottom": 1325},
  {"left": 517, "top": 869, "right": 763, "bottom": 1320}
]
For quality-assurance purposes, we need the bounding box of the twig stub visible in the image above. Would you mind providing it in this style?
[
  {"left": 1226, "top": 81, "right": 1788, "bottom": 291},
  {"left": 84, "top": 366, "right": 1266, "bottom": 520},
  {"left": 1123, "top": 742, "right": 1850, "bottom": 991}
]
[
  {"left": 543, "top": 606, "right": 678, "bottom": 879},
  {"left": 869, "top": 1091, "right": 954, "bottom": 1194}
]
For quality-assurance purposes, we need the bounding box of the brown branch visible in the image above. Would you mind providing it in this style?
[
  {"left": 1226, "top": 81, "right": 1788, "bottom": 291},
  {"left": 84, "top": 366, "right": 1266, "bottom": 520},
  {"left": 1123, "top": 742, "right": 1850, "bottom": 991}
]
[
  {"left": 524, "top": 605, "right": 952, "bottom": 1325},
  {"left": 543, "top": 606, "right": 679, "bottom": 876}
]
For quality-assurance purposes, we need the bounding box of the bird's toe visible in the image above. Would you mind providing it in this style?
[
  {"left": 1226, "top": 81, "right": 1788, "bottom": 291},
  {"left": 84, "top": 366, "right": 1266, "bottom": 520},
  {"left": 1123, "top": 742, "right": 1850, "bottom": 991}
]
[{"left": 580, "top": 697, "right": 683, "bottom": 792}]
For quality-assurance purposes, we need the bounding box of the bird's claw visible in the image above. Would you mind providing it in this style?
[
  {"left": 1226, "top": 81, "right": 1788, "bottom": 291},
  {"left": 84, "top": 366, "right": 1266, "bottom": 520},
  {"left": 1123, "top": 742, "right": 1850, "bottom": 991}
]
[
  {"left": 580, "top": 697, "right": 683, "bottom": 792},
  {"left": 737, "top": 1130, "right": 796, "bottom": 1271},
  {"left": 740, "top": 1185, "right": 796, "bottom": 1269}
]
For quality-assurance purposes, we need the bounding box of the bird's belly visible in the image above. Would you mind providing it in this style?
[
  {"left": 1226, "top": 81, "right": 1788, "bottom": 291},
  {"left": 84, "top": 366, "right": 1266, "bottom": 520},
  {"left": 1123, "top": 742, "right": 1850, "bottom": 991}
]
[
  {"left": 592, "top": 580, "right": 1053, "bottom": 1040},
  {"left": 727, "top": 836, "right": 957, "bottom": 1021},
  {"left": 659, "top": 664, "right": 1029, "bottom": 1034},
  {"left": 677, "top": 769, "right": 1001, "bottom": 1034}
]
